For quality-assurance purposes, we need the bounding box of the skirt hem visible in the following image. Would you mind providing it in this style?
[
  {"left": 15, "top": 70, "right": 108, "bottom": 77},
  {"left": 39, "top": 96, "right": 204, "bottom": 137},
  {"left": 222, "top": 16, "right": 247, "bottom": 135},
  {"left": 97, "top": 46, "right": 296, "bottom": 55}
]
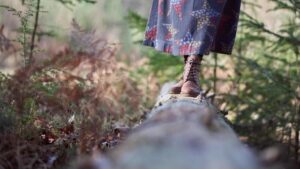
[{"left": 142, "top": 39, "right": 233, "bottom": 56}]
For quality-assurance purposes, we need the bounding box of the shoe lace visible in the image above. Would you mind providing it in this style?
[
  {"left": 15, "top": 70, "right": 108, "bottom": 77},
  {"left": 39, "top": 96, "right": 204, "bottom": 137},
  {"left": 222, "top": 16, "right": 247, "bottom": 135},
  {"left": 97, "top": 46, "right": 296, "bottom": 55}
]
[{"left": 184, "top": 60, "right": 200, "bottom": 84}]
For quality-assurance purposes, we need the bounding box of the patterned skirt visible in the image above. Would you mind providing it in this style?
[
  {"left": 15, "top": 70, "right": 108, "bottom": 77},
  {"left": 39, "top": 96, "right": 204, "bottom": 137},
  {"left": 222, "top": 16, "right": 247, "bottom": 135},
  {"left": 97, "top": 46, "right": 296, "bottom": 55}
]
[{"left": 142, "top": 0, "right": 241, "bottom": 56}]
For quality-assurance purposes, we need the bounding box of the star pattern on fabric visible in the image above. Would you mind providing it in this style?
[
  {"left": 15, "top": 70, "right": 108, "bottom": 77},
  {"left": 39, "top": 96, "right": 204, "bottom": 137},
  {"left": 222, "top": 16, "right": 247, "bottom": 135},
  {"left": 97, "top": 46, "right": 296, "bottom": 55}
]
[
  {"left": 164, "top": 44, "right": 173, "bottom": 53},
  {"left": 176, "top": 32, "right": 202, "bottom": 55},
  {"left": 163, "top": 24, "right": 178, "bottom": 40},
  {"left": 158, "top": 0, "right": 165, "bottom": 16},
  {"left": 191, "top": 0, "right": 220, "bottom": 30},
  {"left": 168, "top": 0, "right": 186, "bottom": 20},
  {"left": 143, "top": 0, "right": 241, "bottom": 56},
  {"left": 145, "top": 26, "right": 157, "bottom": 41}
]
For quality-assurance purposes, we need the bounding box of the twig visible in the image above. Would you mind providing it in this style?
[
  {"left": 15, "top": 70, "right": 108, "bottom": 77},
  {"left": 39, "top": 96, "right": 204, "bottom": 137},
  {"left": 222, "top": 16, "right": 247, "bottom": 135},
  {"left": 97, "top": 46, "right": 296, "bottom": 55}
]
[
  {"left": 29, "top": 0, "right": 41, "bottom": 63},
  {"left": 213, "top": 53, "right": 218, "bottom": 94}
]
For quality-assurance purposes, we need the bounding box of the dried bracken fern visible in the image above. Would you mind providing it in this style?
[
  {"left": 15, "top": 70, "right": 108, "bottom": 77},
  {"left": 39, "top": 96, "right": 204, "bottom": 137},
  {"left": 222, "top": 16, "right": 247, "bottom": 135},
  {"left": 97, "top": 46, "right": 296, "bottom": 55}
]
[
  {"left": 0, "top": 20, "right": 145, "bottom": 168},
  {"left": 70, "top": 19, "right": 109, "bottom": 56}
]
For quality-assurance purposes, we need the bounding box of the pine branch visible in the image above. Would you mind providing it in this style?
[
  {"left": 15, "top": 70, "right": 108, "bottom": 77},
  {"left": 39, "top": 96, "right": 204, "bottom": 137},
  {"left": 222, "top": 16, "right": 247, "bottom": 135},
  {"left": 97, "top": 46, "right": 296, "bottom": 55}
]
[{"left": 241, "top": 11, "right": 300, "bottom": 46}]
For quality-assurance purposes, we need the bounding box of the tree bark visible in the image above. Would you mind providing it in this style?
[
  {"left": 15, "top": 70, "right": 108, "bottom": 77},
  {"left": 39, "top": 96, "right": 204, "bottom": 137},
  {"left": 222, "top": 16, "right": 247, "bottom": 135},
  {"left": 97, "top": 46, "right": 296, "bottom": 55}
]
[{"left": 80, "top": 83, "right": 265, "bottom": 169}]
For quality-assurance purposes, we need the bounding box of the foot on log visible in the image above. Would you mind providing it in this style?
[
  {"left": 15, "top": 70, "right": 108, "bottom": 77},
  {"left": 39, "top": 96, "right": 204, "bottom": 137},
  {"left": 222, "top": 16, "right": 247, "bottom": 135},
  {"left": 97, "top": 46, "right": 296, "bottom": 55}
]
[
  {"left": 180, "top": 55, "right": 202, "bottom": 97},
  {"left": 168, "top": 79, "right": 184, "bottom": 94}
]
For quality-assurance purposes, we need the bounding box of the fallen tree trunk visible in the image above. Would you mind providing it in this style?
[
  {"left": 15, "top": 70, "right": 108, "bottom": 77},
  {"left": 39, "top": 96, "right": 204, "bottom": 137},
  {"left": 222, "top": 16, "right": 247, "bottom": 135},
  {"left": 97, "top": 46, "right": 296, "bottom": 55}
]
[{"left": 80, "top": 83, "right": 268, "bottom": 169}]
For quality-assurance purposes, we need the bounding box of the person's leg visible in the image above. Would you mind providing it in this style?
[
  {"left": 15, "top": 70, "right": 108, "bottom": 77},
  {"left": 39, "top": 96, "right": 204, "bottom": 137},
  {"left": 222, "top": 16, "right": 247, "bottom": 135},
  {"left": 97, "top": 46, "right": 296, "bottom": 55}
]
[{"left": 169, "top": 54, "right": 203, "bottom": 97}]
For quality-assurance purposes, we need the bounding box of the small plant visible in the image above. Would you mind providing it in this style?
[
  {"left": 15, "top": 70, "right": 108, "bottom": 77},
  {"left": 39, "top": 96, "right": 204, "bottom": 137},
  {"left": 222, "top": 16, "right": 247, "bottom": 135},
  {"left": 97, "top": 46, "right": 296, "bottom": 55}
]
[{"left": 0, "top": 0, "right": 40, "bottom": 66}]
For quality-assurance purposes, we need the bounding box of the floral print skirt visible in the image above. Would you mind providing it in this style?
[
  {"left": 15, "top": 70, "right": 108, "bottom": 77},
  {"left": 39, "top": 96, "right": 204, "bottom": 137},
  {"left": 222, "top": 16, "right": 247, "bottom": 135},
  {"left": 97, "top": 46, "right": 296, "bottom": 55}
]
[{"left": 142, "top": 0, "right": 241, "bottom": 56}]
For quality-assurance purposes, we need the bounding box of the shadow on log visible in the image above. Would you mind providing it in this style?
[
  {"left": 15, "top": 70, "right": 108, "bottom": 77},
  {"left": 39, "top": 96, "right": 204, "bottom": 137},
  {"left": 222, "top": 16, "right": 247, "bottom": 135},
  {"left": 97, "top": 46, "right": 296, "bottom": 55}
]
[{"left": 77, "top": 82, "right": 276, "bottom": 169}]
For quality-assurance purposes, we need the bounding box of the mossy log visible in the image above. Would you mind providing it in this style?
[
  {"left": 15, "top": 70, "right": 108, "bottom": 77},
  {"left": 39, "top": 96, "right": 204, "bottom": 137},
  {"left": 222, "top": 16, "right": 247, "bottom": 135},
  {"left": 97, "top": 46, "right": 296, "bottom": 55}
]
[{"left": 79, "top": 83, "right": 269, "bottom": 169}]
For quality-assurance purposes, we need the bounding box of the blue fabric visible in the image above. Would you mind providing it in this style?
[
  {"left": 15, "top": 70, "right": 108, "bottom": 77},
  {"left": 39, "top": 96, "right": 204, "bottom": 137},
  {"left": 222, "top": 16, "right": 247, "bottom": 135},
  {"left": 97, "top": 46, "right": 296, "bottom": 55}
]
[{"left": 142, "top": 0, "right": 241, "bottom": 56}]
